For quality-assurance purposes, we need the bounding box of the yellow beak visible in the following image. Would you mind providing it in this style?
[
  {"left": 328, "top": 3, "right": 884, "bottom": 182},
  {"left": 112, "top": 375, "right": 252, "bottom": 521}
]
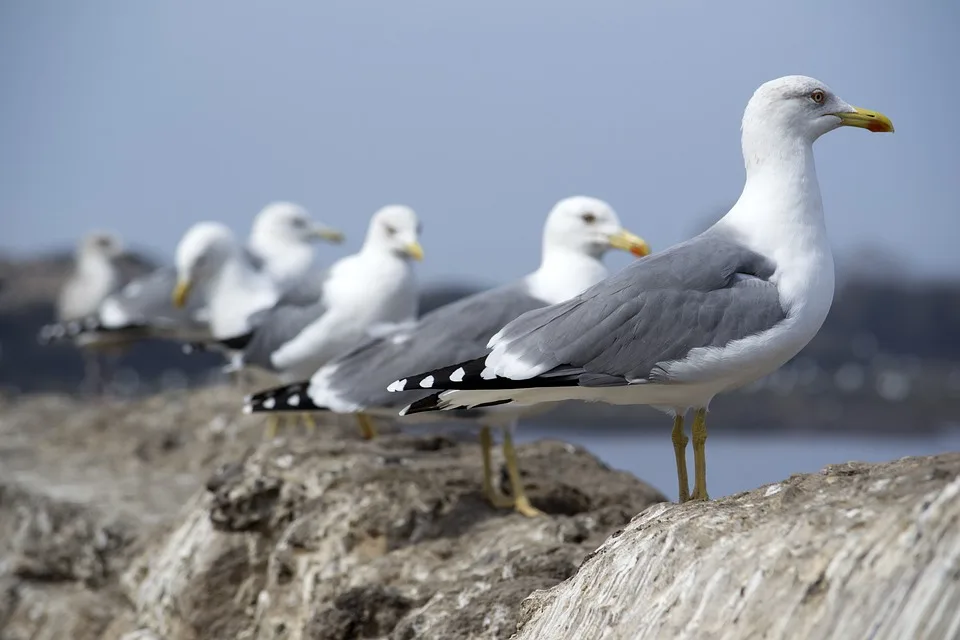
[
  {"left": 608, "top": 229, "right": 651, "bottom": 258},
  {"left": 311, "top": 226, "right": 345, "bottom": 244},
  {"left": 404, "top": 241, "right": 425, "bottom": 261},
  {"left": 172, "top": 279, "right": 192, "bottom": 308},
  {"left": 834, "top": 107, "right": 895, "bottom": 133}
]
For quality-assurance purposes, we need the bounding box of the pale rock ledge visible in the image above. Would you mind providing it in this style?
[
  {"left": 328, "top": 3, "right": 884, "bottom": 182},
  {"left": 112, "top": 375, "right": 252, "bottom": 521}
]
[{"left": 513, "top": 452, "right": 960, "bottom": 640}]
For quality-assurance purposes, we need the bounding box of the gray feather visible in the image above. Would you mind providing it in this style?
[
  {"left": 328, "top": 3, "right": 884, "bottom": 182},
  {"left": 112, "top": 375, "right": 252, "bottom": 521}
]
[
  {"left": 316, "top": 281, "right": 550, "bottom": 409},
  {"left": 489, "top": 229, "right": 787, "bottom": 385},
  {"left": 239, "top": 296, "right": 329, "bottom": 370}
]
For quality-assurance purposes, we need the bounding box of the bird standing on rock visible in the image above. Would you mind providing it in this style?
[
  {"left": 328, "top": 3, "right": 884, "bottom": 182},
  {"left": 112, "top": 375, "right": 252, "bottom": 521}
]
[{"left": 389, "top": 75, "right": 895, "bottom": 504}]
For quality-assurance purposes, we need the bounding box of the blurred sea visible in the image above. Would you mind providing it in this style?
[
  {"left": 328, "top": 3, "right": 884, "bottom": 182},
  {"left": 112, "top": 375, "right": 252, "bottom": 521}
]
[{"left": 519, "top": 424, "right": 960, "bottom": 502}]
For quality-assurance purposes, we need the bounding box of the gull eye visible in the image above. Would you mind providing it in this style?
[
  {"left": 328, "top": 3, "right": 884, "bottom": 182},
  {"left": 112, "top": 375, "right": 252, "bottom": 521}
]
[
  {"left": 384, "top": 224, "right": 397, "bottom": 236},
  {"left": 810, "top": 89, "right": 826, "bottom": 104},
  {"left": 292, "top": 217, "right": 307, "bottom": 228},
  {"left": 581, "top": 213, "right": 597, "bottom": 224}
]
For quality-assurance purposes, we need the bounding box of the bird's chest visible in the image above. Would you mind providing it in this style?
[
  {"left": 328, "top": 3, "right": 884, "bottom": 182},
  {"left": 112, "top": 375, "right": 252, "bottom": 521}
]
[{"left": 323, "top": 260, "right": 416, "bottom": 323}]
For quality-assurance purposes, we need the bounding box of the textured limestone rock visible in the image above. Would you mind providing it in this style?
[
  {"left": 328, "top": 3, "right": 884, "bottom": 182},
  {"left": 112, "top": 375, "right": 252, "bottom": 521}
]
[
  {"left": 0, "top": 389, "right": 664, "bottom": 640},
  {"left": 513, "top": 452, "right": 960, "bottom": 640},
  {"left": 123, "top": 435, "right": 662, "bottom": 640},
  {"left": 5, "top": 390, "right": 957, "bottom": 640}
]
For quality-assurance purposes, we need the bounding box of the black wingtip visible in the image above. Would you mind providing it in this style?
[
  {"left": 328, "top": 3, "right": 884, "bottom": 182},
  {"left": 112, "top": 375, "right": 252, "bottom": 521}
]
[
  {"left": 217, "top": 331, "right": 255, "bottom": 351},
  {"left": 243, "top": 382, "right": 327, "bottom": 414},
  {"left": 389, "top": 357, "right": 489, "bottom": 393},
  {"left": 400, "top": 393, "right": 446, "bottom": 416}
]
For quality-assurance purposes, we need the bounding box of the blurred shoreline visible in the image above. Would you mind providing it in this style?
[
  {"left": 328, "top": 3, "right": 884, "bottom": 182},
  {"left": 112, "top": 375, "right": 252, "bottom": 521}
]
[{"left": 2, "top": 249, "right": 959, "bottom": 437}]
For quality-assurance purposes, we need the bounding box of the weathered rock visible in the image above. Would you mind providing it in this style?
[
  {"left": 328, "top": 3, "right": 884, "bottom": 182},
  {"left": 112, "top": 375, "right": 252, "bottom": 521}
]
[
  {"left": 4, "top": 389, "right": 958, "bottom": 640},
  {"left": 0, "top": 389, "right": 664, "bottom": 640},
  {"left": 125, "top": 435, "right": 662, "bottom": 640},
  {"left": 514, "top": 452, "right": 960, "bottom": 640}
]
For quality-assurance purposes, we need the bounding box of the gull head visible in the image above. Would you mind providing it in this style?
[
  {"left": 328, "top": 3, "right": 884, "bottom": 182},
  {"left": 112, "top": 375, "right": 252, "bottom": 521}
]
[
  {"left": 172, "top": 222, "right": 236, "bottom": 308},
  {"left": 252, "top": 201, "right": 344, "bottom": 247},
  {"left": 543, "top": 196, "right": 650, "bottom": 259},
  {"left": 79, "top": 232, "right": 124, "bottom": 260},
  {"left": 743, "top": 75, "right": 894, "bottom": 145},
  {"left": 365, "top": 205, "right": 424, "bottom": 261}
]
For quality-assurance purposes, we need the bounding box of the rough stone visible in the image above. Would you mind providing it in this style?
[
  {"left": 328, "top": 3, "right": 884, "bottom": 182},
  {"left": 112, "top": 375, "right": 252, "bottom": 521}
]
[
  {"left": 513, "top": 452, "right": 960, "bottom": 640},
  {"left": 0, "top": 389, "right": 664, "bottom": 639},
  {"left": 4, "top": 389, "right": 957, "bottom": 640}
]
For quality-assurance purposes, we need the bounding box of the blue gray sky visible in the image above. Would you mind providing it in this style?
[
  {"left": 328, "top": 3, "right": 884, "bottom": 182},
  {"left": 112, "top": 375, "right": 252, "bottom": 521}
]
[{"left": 2, "top": 1, "right": 958, "bottom": 285}]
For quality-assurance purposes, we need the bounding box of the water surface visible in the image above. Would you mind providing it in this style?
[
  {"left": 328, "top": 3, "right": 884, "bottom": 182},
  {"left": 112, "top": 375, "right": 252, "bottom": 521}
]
[{"left": 518, "top": 425, "right": 960, "bottom": 502}]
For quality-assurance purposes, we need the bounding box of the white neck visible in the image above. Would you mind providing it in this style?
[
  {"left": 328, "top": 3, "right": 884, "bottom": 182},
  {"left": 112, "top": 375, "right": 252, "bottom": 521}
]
[
  {"left": 248, "top": 236, "right": 314, "bottom": 292},
  {"left": 77, "top": 249, "right": 113, "bottom": 276},
  {"left": 77, "top": 251, "right": 118, "bottom": 298},
  {"left": 525, "top": 246, "right": 609, "bottom": 304},
  {"left": 207, "top": 252, "right": 279, "bottom": 338},
  {"left": 716, "top": 127, "right": 835, "bottom": 318}
]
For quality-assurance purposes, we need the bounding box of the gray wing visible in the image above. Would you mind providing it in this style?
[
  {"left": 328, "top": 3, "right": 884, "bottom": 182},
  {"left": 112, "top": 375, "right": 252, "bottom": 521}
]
[
  {"left": 482, "top": 231, "right": 786, "bottom": 385},
  {"left": 242, "top": 246, "right": 266, "bottom": 272},
  {"left": 111, "top": 252, "right": 158, "bottom": 289},
  {"left": 397, "top": 231, "right": 788, "bottom": 394},
  {"left": 102, "top": 266, "right": 209, "bottom": 333},
  {"left": 240, "top": 296, "right": 329, "bottom": 370},
  {"left": 273, "top": 268, "right": 331, "bottom": 307},
  {"left": 314, "top": 281, "right": 549, "bottom": 408}
]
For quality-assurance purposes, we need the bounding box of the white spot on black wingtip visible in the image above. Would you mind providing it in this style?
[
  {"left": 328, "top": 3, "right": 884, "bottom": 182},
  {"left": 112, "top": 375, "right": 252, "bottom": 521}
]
[
  {"left": 419, "top": 375, "right": 434, "bottom": 389},
  {"left": 287, "top": 394, "right": 300, "bottom": 407},
  {"left": 450, "top": 367, "right": 465, "bottom": 382},
  {"left": 480, "top": 367, "right": 496, "bottom": 380},
  {"left": 387, "top": 379, "right": 407, "bottom": 393},
  {"left": 262, "top": 397, "right": 276, "bottom": 410}
]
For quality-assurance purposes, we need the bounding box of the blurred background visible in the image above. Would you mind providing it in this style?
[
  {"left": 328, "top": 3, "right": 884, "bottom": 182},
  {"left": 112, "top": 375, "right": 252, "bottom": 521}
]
[{"left": 1, "top": 0, "right": 958, "bottom": 500}]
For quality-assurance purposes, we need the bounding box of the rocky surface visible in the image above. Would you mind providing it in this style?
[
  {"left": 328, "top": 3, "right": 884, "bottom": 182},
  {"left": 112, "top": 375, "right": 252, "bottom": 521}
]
[
  {"left": 514, "top": 451, "right": 960, "bottom": 640},
  {"left": 0, "top": 388, "right": 665, "bottom": 640},
  {"left": 2, "top": 388, "right": 958, "bottom": 640}
]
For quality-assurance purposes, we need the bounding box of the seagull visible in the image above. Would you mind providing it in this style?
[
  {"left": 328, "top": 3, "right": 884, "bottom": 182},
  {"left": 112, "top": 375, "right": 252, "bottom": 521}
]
[
  {"left": 56, "top": 232, "right": 126, "bottom": 331},
  {"left": 38, "top": 202, "right": 342, "bottom": 347},
  {"left": 53, "top": 232, "right": 127, "bottom": 391},
  {"left": 170, "top": 221, "right": 283, "bottom": 340},
  {"left": 222, "top": 205, "right": 424, "bottom": 385},
  {"left": 243, "top": 196, "right": 650, "bottom": 515},
  {"left": 388, "top": 76, "right": 894, "bottom": 503},
  {"left": 227, "top": 205, "right": 423, "bottom": 436},
  {"left": 246, "top": 201, "right": 345, "bottom": 292}
]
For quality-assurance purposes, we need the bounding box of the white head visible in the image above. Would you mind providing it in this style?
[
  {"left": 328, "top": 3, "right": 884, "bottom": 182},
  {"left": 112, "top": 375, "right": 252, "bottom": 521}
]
[
  {"left": 362, "top": 205, "right": 424, "bottom": 261},
  {"left": 78, "top": 232, "right": 123, "bottom": 262},
  {"left": 172, "top": 222, "right": 238, "bottom": 308},
  {"left": 742, "top": 75, "right": 894, "bottom": 166},
  {"left": 542, "top": 196, "right": 650, "bottom": 259},
  {"left": 249, "top": 202, "right": 344, "bottom": 249}
]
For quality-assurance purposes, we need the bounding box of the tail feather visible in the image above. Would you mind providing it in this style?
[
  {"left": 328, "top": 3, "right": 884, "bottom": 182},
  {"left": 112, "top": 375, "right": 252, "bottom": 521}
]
[
  {"left": 244, "top": 381, "right": 329, "bottom": 414},
  {"left": 400, "top": 392, "right": 513, "bottom": 416}
]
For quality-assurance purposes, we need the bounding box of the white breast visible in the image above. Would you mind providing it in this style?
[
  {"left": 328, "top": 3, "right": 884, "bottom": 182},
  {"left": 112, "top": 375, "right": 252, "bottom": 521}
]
[{"left": 269, "top": 253, "right": 417, "bottom": 378}]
